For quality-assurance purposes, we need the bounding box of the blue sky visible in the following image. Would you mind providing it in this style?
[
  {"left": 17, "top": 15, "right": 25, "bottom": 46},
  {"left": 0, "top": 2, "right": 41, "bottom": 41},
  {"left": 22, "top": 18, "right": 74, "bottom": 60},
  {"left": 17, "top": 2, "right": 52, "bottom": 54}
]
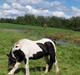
[
  {"left": 0, "top": 0, "right": 4, "bottom": 5},
  {"left": 0, "top": 0, "right": 80, "bottom": 18}
]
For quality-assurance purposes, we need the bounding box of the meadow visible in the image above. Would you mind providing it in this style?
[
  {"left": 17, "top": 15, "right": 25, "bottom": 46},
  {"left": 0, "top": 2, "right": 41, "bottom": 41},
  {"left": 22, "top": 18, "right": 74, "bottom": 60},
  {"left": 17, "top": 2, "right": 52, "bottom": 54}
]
[{"left": 0, "top": 23, "right": 80, "bottom": 75}]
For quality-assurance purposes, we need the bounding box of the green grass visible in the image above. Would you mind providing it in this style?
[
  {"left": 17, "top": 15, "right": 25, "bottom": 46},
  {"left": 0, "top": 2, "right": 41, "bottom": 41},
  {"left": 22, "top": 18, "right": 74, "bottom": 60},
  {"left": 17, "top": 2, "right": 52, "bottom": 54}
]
[{"left": 0, "top": 23, "right": 80, "bottom": 75}]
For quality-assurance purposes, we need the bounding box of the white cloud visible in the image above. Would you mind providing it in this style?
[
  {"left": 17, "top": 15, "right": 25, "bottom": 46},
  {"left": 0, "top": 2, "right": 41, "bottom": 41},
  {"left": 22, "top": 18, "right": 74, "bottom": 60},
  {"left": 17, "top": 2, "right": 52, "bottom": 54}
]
[
  {"left": 27, "top": 0, "right": 43, "bottom": 4},
  {"left": 0, "top": 0, "right": 79, "bottom": 18},
  {"left": 72, "top": 6, "right": 80, "bottom": 16},
  {"left": 26, "top": 5, "right": 51, "bottom": 16},
  {"left": 0, "top": 2, "right": 70, "bottom": 18},
  {"left": 50, "top": 1, "right": 69, "bottom": 12},
  {"left": 12, "top": 2, "right": 24, "bottom": 10},
  {"left": 7, "top": 9, "right": 21, "bottom": 15},
  {"left": 26, "top": 5, "right": 69, "bottom": 17},
  {"left": 51, "top": 1, "right": 62, "bottom": 6},
  {"left": 26, "top": 5, "right": 33, "bottom": 10},
  {"left": 0, "top": 2, "right": 26, "bottom": 18},
  {"left": 7, "top": 0, "right": 43, "bottom": 5},
  {"left": 52, "top": 11, "right": 70, "bottom": 18},
  {"left": 52, "top": 11, "right": 65, "bottom": 17},
  {"left": 2, "top": 3, "right": 11, "bottom": 9},
  {"left": 0, "top": 12, "right": 3, "bottom": 18}
]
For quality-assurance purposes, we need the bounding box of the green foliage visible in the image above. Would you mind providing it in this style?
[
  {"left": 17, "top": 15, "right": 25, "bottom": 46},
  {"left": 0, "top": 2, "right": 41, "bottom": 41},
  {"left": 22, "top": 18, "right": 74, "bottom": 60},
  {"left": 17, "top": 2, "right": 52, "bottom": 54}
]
[
  {"left": 0, "top": 15, "right": 80, "bottom": 31},
  {"left": 68, "top": 17, "right": 80, "bottom": 31}
]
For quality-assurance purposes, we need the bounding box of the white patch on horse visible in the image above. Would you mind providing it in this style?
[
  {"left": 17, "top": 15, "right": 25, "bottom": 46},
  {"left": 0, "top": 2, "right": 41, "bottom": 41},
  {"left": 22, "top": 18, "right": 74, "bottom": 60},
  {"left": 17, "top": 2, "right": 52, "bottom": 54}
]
[{"left": 12, "top": 39, "right": 43, "bottom": 58}]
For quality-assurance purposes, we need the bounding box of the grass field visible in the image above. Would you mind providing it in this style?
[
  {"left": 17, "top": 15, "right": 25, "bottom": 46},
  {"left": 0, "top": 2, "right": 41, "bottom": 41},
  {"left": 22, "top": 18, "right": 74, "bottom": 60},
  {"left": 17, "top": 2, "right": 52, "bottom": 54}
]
[{"left": 0, "top": 23, "right": 80, "bottom": 75}]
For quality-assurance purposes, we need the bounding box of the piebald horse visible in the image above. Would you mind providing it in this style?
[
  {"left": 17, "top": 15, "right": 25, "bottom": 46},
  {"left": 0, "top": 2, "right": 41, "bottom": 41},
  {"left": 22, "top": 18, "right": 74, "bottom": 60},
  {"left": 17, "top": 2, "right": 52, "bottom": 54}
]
[{"left": 7, "top": 38, "right": 59, "bottom": 75}]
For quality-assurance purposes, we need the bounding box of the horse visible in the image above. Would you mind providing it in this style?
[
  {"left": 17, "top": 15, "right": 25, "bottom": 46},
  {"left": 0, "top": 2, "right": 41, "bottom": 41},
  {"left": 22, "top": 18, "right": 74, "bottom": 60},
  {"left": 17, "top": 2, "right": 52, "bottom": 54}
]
[{"left": 7, "top": 38, "right": 59, "bottom": 75}]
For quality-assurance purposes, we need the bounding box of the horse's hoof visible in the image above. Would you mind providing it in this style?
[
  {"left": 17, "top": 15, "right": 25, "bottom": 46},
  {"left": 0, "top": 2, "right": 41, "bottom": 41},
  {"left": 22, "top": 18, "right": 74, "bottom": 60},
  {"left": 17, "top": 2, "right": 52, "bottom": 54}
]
[{"left": 8, "top": 73, "right": 14, "bottom": 75}]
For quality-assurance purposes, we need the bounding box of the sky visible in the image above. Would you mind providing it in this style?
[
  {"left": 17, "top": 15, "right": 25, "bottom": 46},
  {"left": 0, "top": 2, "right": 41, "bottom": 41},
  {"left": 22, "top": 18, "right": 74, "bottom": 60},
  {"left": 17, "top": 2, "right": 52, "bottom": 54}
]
[{"left": 0, "top": 0, "right": 80, "bottom": 18}]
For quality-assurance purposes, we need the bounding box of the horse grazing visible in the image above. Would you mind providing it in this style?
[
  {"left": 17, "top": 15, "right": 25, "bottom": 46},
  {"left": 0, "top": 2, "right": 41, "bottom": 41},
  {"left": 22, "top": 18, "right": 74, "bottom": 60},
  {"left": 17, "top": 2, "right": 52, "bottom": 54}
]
[{"left": 7, "top": 38, "right": 59, "bottom": 75}]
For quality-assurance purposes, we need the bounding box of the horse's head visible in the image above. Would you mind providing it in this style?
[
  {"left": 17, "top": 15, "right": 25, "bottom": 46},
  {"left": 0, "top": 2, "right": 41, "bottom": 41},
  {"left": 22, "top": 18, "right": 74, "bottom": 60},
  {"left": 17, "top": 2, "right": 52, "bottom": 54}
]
[{"left": 7, "top": 52, "right": 16, "bottom": 71}]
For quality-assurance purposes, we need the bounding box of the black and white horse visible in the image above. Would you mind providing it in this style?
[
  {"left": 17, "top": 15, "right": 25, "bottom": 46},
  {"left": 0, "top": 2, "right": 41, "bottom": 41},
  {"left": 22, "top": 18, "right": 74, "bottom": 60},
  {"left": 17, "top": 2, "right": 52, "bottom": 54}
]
[{"left": 7, "top": 38, "right": 59, "bottom": 75}]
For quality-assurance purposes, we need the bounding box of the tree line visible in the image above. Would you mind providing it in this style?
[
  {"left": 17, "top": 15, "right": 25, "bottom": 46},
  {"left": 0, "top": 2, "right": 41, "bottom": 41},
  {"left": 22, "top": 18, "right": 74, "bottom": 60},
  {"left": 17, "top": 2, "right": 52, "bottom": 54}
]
[{"left": 0, "top": 14, "right": 80, "bottom": 31}]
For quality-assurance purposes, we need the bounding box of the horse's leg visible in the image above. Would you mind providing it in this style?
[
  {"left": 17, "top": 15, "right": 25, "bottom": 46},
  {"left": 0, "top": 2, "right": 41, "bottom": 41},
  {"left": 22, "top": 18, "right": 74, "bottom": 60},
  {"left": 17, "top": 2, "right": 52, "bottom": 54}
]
[
  {"left": 44, "top": 56, "right": 49, "bottom": 73},
  {"left": 48, "top": 54, "right": 60, "bottom": 74},
  {"left": 44, "top": 42, "right": 55, "bottom": 72},
  {"left": 48, "top": 54, "right": 55, "bottom": 72},
  {"left": 54, "top": 57, "right": 60, "bottom": 74},
  {"left": 25, "top": 58, "right": 30, "bottom": 75},
  {"left": 8, "top": 62, "right": 20, "bottom": 75}
]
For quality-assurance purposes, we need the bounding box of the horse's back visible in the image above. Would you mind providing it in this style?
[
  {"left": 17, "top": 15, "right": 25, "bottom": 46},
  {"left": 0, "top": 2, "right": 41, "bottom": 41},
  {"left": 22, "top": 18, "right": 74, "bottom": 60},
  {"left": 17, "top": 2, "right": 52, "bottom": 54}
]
[{"left": 35, "top": 38, "right": 54, "bottom": 44}]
